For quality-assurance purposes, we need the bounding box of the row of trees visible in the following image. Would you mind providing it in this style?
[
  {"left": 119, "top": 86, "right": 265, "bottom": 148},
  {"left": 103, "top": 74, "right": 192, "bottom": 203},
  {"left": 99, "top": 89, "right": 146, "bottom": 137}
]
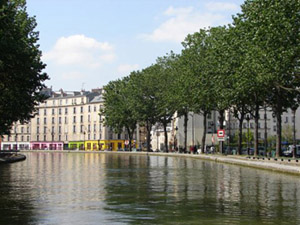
[{"left": 102, "top": 0, "right": 300, "bottom": 157}]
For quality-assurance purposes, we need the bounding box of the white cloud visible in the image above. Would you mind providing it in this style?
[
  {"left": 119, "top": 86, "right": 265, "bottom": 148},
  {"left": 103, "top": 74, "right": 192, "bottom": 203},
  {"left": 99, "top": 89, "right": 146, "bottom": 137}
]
[
  {"left": 205, "top": 2, "right": 239, "bottom": 12},
  {"left": 43, "top": 34, "right": 116, "bottom": 69},
  {"left": 61, "top": 71, "right": 86, "bottom": 80},
  {"left": 117, "top": 64, "right": 139, "bottom": 74},
  {"left": 140, "top": 6, "right": 226, "bottom": 43}
]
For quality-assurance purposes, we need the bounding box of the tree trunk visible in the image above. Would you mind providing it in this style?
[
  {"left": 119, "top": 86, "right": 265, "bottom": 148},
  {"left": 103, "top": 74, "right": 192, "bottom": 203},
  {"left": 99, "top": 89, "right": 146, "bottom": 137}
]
[
  {"left": 201, "top": 112, "right": 207, "bottom": 154},
  {"left": 218, "top": 110, "right": 225, "bottom": 154},
  {"left": 293, "top": 109, "right": 296, "bottom": 158},
  {"left": 184, "top": 111, "right": 188, "bottom": 153},
  {"left": 264, "top": 106, "right": 268, "bottom": 155},
  {"left": 163, "top": 121, "right": 169, "bottom": 153},
  {"left": 254, "top": 105, "right": 259, "bottom": 157},
  {"left": 275, "top": 110, "right": 282, "bottom": 158},
  {"left": 146, "top": 121, "right": 152, "bottom": 152},
  {"left": 128, "top": 131, "right": 132, "bottom": 152},
  {"left": 237, "top": 114, "right": 244, "bottom": 155}
]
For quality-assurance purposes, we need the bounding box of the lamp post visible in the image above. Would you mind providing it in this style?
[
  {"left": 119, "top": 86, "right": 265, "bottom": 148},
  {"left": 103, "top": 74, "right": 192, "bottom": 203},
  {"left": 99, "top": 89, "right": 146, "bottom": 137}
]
[{"left": 246, "top": 114, "right": 250, "bottom": 155}]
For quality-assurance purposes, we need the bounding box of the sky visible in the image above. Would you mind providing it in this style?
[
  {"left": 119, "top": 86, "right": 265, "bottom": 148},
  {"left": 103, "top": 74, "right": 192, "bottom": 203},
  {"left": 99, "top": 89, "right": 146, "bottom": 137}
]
[{"left": 26, "top": 0, "right": 244, "bottom": 91}]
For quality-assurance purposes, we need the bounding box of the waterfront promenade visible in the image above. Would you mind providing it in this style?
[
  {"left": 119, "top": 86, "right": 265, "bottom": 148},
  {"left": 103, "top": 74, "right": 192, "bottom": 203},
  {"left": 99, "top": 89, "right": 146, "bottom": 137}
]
[{"left": 20, "top": 150, "right": 300, "bottom": 176}]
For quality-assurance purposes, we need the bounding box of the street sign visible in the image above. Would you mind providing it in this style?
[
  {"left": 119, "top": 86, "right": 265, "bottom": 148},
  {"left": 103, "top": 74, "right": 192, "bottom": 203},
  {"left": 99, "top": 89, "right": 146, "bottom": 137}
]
[
  {"left": 217, "top": 129, "right": 225, "bottom": 138},
  {"left": 217, "top": 137, "right": 225, "bottom": 142}
]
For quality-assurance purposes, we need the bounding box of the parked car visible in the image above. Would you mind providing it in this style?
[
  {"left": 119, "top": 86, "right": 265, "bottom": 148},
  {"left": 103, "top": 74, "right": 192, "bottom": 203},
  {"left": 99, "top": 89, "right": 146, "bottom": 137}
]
[{"left": 283, "top": 145, "right": 300, "bottom": 157}]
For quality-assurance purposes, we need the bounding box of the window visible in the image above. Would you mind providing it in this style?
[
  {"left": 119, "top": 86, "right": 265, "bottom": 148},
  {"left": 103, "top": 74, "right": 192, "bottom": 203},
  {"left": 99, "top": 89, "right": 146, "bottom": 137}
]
[
  {"left": 27, "top": 127, "right": 29, "bottom": 133},
  {"left": 73, "top": 107, "right": 76, "bottom": 114},
  {"left": 65, "top": 108, "right": 68, "bottom": 114},
  {"left": 258, "top": 123, "right": 261, "bottom": 128},
  {"left": 37, "top": 126, "right": 39, "bottom": 134},
  {"left": 109, "top": 133, "right": 113, "bottom": 140},
  {"left": 81, "top": 106, "right": 83, "bottom": 113},
  {"left": 44, "top": 109, "right": 47, "bottom": 116},
  {"left": 94, "top": 134, "right": 96, "bottom": 140},
  {"left": 207, "top": 113, "right": 212, "bottom": 119},
  {"left": 59, "top": 126, "right": 61, "bottom": 134},
  {"left": 59, "top": 108, "right": 62, "bottom": 115},
  {"left": 65, "top": 117, "right": 67, "bottom": 124},
  {"left": 80, "top": 115, "right": 83, "bottom": 123},
  {"left": 21, "top": 127, "right": 24, "bottom": 133},
  {"left": 27, "top": 136, "right": 29, "bottom": 141},
  {"left": 273, "top": 126, "right": 276, "bottom": 131},
  {"left": 88, "top": 115, "right": 90, "bottom": 122},
  {"left": 21, "top": 136, "right": 24, "bottom": 141},
  {"left": 44, "top": 135, "right": 46, "bottom": 141},
  {"left": 52, "top": 108, "right": 55, "bottom": 115},
  {"left": 52, "top": 117, "right": 55, "bottom": 124},
  {"left": 258, "top": 132, "right": 261, "bottom": 138},
  {"left": 88, "top": 106, "right": 91, "bottom": 112},
  {"left": 44, "top": 127, "right": 47, "bottom": 133},
  {"left": 94, "top": 124, "right": 96, "bottom": 132},
  {"left": 52, "top": 126, "right": 54, "bottom": 133},
  {"left": 118, "top": 133, "right": 121, "bottom": 139},
  {"left": 37, "top": 118, "right": 40, "bottom": 124},
  {"left": 73, "top": 116, "right": 76, "bottom": 123},
  {"left": 94, "top": 106, "right": 97, "bottom": 112},
  {"left": 88, "top": 125, "right": 90, "bottom": 132},
  {"left": 59, "top": 117, "right": 62, "bottom": 124},
  {"left": 44, "top": 117, "right": 47, "bottom": 124},
  {"left": 59, "top": 135, "right": 61, "bottom": 141},
  {"left": 73, "top": 125, "right": 76, "bottom": 133},
  {"left": 285, "top": 117, "right": 288, "bottom": 123},
  {"left": 65, "top": 134, "right": 68, "bottom": 141},
  {"left": 37, "top": 135, "right": 39, "bottom": 141}
]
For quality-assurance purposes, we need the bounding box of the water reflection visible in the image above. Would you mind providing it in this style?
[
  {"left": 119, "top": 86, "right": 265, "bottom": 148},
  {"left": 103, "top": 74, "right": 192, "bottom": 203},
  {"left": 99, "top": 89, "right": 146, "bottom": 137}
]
[{"left": 0, "top": 153, "right": 299, "bottom": 225}]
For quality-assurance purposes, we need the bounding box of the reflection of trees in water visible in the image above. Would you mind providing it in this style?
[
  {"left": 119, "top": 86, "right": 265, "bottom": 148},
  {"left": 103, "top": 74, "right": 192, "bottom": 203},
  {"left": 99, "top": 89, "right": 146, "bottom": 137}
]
[
  {"left": 0, "top": 164, "right": 36, "bottom": 225},
  {"left": 102, "top": 155, "right": 300, "bottom": 225}
]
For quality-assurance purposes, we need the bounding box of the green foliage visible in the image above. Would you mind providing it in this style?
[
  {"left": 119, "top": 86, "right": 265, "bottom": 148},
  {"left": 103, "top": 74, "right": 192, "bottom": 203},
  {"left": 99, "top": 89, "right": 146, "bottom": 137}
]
[
  {"left": 0, "top": 0, "right": 48, "bottom": 135},
  {"left": 282, "top": 125, "right": 295, "bottom": 144},
  {"left": 101, "top": 78, "right": 137, "bottom": 136}
]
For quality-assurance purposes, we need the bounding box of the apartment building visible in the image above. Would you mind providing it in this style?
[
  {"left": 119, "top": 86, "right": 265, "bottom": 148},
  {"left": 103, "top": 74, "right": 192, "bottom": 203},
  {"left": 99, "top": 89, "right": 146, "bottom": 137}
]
[{"left": 1, "top": 88, "right": 136, "bottom": 151}]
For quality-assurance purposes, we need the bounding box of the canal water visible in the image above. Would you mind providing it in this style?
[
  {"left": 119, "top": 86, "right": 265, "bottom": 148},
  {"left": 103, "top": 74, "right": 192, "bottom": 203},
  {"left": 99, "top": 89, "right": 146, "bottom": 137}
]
[{"left": 0, "top": 152, "right": 299, "bottom": 225}]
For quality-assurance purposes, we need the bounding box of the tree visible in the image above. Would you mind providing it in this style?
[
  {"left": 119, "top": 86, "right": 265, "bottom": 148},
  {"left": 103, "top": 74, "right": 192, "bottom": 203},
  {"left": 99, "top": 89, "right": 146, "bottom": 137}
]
[
  {"left": 101, "top": 78, "right": 138, "bottom": 151},
  {"left": 181, "top": 29, "right": 216, "bottom": 153},
  {"left": 236, "top": 0, "right": 300, "bottom": 157},
  {"left": 130, "top": 68, "right": 159, "bottom": 152},
  {"left": 155, "top": 53, "right": 178, "bottom": 152},
  {"left": 0, "top": 0, "right": 48, "bottom": 135}
]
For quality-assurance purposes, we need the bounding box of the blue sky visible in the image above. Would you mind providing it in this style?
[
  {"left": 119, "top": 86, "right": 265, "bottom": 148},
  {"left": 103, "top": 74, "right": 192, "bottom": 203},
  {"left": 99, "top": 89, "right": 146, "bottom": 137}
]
[{"left": 26, "top": 0, "right": 244, "bottom": 91}]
